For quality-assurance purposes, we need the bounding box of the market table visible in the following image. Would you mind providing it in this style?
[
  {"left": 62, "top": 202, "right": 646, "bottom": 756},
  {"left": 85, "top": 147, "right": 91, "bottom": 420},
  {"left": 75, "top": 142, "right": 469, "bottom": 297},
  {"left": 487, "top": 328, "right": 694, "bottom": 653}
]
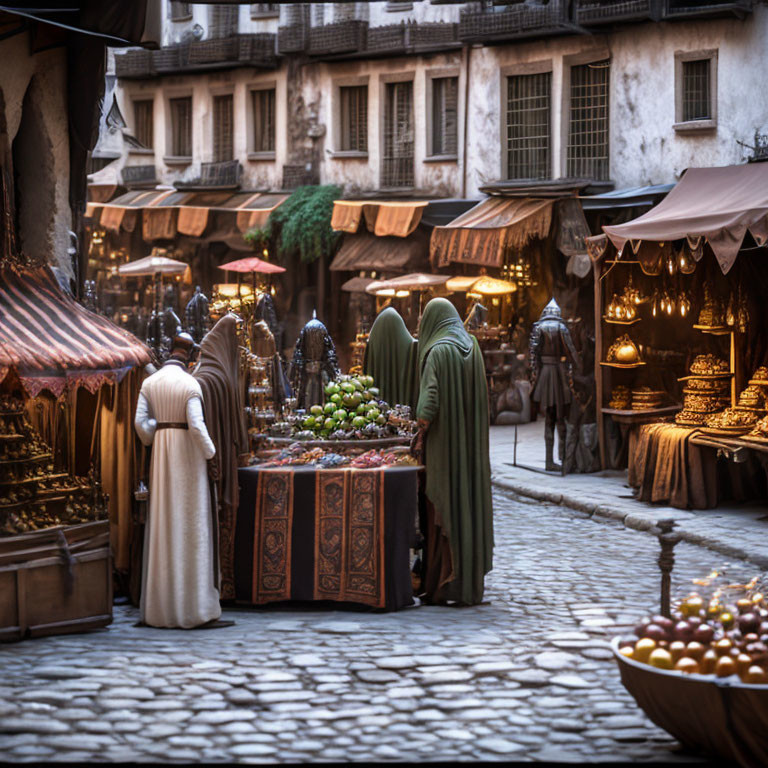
[{"left": 233, "top": 465, "right": 420, "bottom": 611}]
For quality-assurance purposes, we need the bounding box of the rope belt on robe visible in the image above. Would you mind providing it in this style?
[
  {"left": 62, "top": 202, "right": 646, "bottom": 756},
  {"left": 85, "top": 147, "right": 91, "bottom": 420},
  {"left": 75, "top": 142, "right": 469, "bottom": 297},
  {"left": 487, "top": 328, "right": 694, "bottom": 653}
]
[{"left": 156, "top": 422, "right": 188, "bottom": 430}]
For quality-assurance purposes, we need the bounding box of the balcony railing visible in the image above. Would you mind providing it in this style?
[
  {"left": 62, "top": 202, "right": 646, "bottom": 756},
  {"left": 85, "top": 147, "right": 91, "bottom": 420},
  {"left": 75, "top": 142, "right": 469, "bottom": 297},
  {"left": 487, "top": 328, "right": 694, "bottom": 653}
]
[
  {"left": 282, "top": 164, "right": 318, "bottom": 190},
  {"left": 575, "top": 0, "right": 660, "bottom": 25},
  {"left": 121, "top": 165, "right": 157, "bottom": 187},
  {"left": 662, "top": 0, "right": 752, "bottom": 18},
  {"left": 307, "top": 20, "right": 368, "bottom": 56},
  {"left": 366, "top": 21, "right": 458, "bottom": 55},
  {"left": 115, "top": 34, "right": 276, "bottom": 79},
  {"left": 175, "top": 161, "right": 242, "bottom": 191},
  {"left": 459, "top": 0, "right": 572, "bottom": 44}
]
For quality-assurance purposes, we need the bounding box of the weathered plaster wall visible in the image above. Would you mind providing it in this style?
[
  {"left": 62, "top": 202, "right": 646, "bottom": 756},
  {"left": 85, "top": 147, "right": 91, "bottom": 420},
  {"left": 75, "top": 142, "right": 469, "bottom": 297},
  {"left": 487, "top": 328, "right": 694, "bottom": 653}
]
[{"left": 0, "top": 31, "right": 71, "bottom": 274}]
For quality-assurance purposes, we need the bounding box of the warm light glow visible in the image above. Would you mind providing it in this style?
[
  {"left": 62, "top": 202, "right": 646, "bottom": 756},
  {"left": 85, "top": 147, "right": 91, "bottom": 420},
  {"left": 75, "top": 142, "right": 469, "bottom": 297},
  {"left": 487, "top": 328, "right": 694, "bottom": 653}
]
[{"left": 394, "top": 290, "right": 410, "bottom": 298}]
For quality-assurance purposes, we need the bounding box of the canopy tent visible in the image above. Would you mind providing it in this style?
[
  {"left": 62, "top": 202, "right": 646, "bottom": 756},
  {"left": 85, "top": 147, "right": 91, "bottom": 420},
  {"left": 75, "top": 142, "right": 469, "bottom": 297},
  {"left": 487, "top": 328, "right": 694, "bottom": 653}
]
[
  {"left": 0, "top": 266, "right": 151, "bottom": 397},
  {"left": 365, "top": 273, "right": 449, "bottom": 295},
  {"left": 446, "top": 275, "right": 517, "bottom": 296},
  {"left": 218, "top": 256, "right": 286, "bottom": 274},
  {"left": 579, "top": 184, "right": 675, "bottom": 211},
  {"left": 118, "top": 254, "right": 188, "bottom": 276},
  {"left": 329, "top": 228, "right": 431, "bottom": 273},
  {"left": 341, "top": 276, "right": 375, "bottom": 293},
  {"left": 430, "top": 197, "right": 554, "bottom": 268},
  {"left": 599, "top": 164, "right": 768, "bottom": 274}
]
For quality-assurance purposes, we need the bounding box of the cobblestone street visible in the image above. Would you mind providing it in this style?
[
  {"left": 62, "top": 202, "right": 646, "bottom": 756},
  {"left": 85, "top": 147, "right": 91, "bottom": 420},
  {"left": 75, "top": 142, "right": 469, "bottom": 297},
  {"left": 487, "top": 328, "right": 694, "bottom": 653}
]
[{"left": 0, "top": 487, "right": 752, "bottom": 764}]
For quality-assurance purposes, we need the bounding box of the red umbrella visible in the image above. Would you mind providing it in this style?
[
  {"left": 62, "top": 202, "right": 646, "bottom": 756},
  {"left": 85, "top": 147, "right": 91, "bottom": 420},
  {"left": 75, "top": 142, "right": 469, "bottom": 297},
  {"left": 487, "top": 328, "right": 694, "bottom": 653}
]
[{"left": 218, "top": 256, "right": 286, "bottom": 274}]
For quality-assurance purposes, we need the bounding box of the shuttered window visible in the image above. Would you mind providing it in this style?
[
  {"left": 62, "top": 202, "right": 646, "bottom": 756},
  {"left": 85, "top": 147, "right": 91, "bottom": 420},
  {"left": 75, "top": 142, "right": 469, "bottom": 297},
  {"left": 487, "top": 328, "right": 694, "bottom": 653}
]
[
  {"left": 133, "top": 100, "right": 154, "bottom": 149},
  {"left": 209, "top": 4, "right": 239, "bottom": 37},
  {"left": 252, "top": 89, "right": 276, "bottom": 153},
  {"left": 169, "top": 2, "right": 191, "bottom": 21},
  {"left": 213, "top": 94, "right": 234, "bottom": 162},
  {"left": 382, "top": 81, "right": 414, "bottom": 188},
  {"left": 339, "top": 86, "right": 367, "bottom": 153},
  {"left": 506, "top": 72, "right": 551, "bottom": 180},
  {"left": 170, "top": 97, "right": 192, "bottom": 157},
  {"left": 431, "top": 77, "right": 458, "bottom": 156},
  {"left": 567, "top": 60, "right": 610, "bottom": 182}
]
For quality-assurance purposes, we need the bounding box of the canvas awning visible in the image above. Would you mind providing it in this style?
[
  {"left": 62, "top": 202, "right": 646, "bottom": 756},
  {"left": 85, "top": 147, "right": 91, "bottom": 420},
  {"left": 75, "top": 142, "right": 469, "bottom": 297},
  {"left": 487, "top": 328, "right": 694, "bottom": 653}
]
[
  {"left": 331, "top": 200, "right": 429, "bottom": 238},
  {"left": 580, "top": 184, "right": 674, "bottom": 211},
  {"left": 330, "top": 228, "right": 431, "bottom": 273},
  {"left": 430, "top": 197, "right": 554, "bottom": 268},
  {"left": 0, "top": 266, "right": 151, "bottom": 397},
  {"left": 602, "top": 164, "right": 768, "bottom": 274}
]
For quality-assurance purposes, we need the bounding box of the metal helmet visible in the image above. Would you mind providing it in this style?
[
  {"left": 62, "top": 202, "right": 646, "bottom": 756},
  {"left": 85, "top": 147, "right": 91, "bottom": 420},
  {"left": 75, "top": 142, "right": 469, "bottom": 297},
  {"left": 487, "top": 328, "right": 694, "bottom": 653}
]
[{"left": 539, "top": 298, "right": 562, "bottom": 320}]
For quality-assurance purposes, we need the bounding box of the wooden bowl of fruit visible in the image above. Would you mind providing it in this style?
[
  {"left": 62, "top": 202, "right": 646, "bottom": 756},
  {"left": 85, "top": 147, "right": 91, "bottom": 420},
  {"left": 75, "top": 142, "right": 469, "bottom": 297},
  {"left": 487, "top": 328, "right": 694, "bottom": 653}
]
[{"left": 613, "top": 595, "right": 768, "bottom": 767}]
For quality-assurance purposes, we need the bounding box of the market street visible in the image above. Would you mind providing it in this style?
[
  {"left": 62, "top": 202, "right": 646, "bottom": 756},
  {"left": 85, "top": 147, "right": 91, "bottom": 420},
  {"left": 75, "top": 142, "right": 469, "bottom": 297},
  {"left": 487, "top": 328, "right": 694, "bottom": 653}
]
[{"left": 0, "top": 486, "right": 749, "bottom": 764}]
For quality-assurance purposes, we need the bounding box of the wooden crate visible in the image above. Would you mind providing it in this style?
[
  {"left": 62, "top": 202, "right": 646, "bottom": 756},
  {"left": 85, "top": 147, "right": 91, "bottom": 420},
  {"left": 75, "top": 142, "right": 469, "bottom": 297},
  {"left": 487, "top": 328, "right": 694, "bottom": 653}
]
[{"left": 0, "top": 521, "right": 112, "bottom": 642}]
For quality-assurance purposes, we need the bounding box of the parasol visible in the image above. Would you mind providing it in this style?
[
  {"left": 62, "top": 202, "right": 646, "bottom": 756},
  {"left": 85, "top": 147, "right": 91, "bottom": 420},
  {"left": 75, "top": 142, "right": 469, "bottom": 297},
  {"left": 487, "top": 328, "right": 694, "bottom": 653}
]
[
  {"left": 118, "top": 255, "right": 189, "bottom": 276},
  {"left": 218, "top": 256, "right": 286, "bottom": 305},
  {"left": 365, "top": 273, "right": 449, "bottom": 296},
  {"left": 341, "top": 276, "right": 375, "bottom": 293},
  {"left": 446, "top": 275, "right": 517, "bottom": 296}
]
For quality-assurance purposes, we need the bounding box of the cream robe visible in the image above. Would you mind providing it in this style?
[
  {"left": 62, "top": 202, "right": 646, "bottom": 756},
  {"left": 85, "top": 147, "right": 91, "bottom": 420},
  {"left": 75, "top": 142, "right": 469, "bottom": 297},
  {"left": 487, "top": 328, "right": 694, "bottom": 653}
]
[{"left": 134, "top": 361, "right": 220, "bottom": 628}]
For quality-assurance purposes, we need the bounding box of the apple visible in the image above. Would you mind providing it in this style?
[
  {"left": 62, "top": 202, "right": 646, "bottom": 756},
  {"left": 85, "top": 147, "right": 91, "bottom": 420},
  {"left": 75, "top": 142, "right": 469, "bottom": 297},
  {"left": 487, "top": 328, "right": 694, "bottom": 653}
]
[
  {"left": 669, "top": 641, "right": 686, "bottom": 663},
  {"left": 644, "top": 624, "right": 668, "bottom": 643},
  {"left": 739, "top": 613, "right": 761, "bottom": 635},
  {"left": 685, "top": 641, "right": 705, "bottom": 661},
  {"left": 634, "top": 638, "right": 656, "bottom": 663},
  {"left": 736, "top": 654, "right": 753, "bottom": 676},
  {"left": 693, "top": 624, "right": 714, "bottom": 644},
  {"left": 649, "top": 648, "right": 674, "bottom": 670},
  {"left": 715, "top": 656, "right": 737, "bottom": 677},
  {"left": 675, "top": 657, "right": 700, "bottom": 675},
  {"left": 744, "top": 666, "right": 768, "bottom": 684},
  {"left": 715, "top": 638, "right": 733, "bottom": 657},
  {"left": 674, "top": 621, "right": 693, "bottom": 642},
  {"left": 700, "top": 649, "right": 718, "bottom": 674}
]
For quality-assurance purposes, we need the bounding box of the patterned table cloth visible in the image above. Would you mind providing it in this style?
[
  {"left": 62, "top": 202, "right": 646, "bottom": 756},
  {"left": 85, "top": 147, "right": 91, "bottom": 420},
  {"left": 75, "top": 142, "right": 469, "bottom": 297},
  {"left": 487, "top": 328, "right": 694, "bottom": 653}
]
[{"left": 234, "top": 465, "right": 419, "bottom": 611}]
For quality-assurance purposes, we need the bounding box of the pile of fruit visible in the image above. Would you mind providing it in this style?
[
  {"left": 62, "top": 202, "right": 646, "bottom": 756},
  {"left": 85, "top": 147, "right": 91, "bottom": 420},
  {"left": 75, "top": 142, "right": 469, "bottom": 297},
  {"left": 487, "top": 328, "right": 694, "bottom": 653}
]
[
  {"left": 350, "top": 449, "right": 400, "bottom": 469},
  {"left": 293, "top": 374, "right": 415, "bottom": 441},
  {"left": 619, "top": 574, "right": 768, "bottom": 684}
]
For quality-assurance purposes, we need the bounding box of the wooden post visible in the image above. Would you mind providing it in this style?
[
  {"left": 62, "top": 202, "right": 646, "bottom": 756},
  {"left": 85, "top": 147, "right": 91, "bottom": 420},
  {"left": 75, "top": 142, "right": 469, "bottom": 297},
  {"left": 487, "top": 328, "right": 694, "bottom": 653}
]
[
  {"left": 656, "top": 518, "right": 680, "bottom": 619},
  {"left": 594, "top": 259, "right": 606, "bottom": 470}
]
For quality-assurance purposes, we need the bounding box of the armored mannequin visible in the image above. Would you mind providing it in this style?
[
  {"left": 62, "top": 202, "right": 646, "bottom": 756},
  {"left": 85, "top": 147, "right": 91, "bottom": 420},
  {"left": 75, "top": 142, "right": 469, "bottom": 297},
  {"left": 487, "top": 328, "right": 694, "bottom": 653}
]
[
  {"left": 529, "top": 298, "right": 580, "bottom": 472},
  {"left": 289, "top": 312, "right": 340, "bottom": 410},
  {"left": 184, "top": 286, "right": 210, "bottom": 344}
]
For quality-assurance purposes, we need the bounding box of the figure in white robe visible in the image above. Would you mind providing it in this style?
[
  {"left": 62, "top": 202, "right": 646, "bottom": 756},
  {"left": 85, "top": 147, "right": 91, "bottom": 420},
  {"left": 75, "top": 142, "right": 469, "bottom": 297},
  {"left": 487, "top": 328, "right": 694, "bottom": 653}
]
[{"left": 134, "top": 359, "right": 220, "bottom": 628}]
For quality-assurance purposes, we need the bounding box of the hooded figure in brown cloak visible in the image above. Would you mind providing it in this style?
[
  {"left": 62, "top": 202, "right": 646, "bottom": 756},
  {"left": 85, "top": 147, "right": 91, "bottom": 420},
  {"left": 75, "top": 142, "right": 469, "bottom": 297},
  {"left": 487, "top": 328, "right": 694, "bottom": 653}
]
[{"left": 193, "top": 314, "right": 249, "bottom": 600}]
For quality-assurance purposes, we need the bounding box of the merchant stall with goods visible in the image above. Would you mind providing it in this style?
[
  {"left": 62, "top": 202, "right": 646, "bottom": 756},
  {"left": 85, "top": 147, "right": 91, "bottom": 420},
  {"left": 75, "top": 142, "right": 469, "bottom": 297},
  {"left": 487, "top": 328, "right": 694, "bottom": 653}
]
[
  {"left": 588, "top": 163, "right": 768, "bottom": 509},
  {"left": 428, "top": 187, "right": 594, "bottom": 427},
  {"left": 222, "top": 307, "right": 421, "bottom": 612},
  {"left": 0, "top": 264, "right": 151, "bottom": 641}
]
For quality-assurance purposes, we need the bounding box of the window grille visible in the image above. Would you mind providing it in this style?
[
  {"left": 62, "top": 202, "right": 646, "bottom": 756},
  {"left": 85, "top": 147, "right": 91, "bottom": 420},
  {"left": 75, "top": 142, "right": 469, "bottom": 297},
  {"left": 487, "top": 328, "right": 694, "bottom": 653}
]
[
  {"left": 209, "top": 4, "right": 239, "bottom": 38},
  {"left": 382, "top": 81, "right": 414, "bottom": 188},
  {"left": 431, "top": 77, "right": 458, "bottom": 156},
  {"left": 213, "top": 94, "right": 234, "bottom": 162},
  {"left": 133, "top": 100, "right": 154, "bottom": 149},
  {"left": 252, "top": 89, "right": 276, "bottom": 153},
  {"left": 506, "top": 72, "right": 551, "bottom": 180},
  {"left": 333, "top": 2, "right": 355, "bottom": 22},
  {"left": 250, "top": 3, "right": 279, "bottom": 18},
  {"left": 386, "top": 1, "right": 413, "bottom": 11},
  {"left": 170, "top": 97, "right": 192, "bottom": 157},
  {"left": 339, "top": 85, "right": 367, "bottom": 152},
  {"left": 567, "top": 60, "right": 610, "bottom": 181},
  {"left": 170, "top": 2, "right": 191, "bottom": 21},
  {"left": 682, "top": 59, "right": 711, "bottom": 121},
  {"left": 312, "top": 3, "right": 326, "bottom": 25}
]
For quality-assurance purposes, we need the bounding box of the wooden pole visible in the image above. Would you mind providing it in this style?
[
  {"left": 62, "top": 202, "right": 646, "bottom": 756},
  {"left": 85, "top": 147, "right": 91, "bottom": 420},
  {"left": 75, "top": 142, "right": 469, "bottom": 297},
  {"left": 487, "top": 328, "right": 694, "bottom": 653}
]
[{"left": 594, "top": 258, "right": 606, "bottom": 470}]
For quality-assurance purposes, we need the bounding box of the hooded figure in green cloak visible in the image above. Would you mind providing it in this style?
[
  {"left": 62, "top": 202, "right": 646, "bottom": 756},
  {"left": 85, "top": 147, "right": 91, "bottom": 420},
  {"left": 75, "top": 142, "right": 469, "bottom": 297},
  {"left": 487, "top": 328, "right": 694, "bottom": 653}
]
[
  {"left": 413, "top": 298, "right": 493, "bottom": 606},
  {"left": 363, "top": 307, "right": 419, "bottom": 411}
]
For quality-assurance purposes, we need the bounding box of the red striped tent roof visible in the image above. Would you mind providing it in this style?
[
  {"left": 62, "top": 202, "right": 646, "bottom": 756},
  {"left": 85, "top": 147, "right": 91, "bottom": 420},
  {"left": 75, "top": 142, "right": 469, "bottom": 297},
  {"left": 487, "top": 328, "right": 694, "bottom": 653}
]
[{"left": 0, "top": 266, "right": 151, "bottom": 397}]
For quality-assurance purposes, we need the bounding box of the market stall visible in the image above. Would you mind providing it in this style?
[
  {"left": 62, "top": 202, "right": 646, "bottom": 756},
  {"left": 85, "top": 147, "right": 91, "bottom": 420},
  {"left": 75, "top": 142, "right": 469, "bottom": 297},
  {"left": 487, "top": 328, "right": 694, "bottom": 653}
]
[
  {"left": 0, "top": 264, "right": 151, "bottom": 640},
  {"left": 589, "top": 163, "right": 768, "bottom": 507}
]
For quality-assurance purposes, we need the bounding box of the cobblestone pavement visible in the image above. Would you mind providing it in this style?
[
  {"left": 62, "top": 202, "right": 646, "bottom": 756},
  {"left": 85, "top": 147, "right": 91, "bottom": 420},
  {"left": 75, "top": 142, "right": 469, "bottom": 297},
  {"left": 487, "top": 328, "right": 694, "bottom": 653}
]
[{"left": 0, "top": 488, "right": 753, "bottom": 764}]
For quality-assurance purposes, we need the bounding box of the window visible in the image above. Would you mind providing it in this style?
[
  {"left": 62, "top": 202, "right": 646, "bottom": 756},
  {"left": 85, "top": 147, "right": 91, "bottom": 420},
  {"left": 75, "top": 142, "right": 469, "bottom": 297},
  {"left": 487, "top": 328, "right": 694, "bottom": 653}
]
[
  {"left": 674, "top": 51, "right": 717, "bottom": 130},
  {"left": 431, "top": 77, "right": 458, "bottom": 157},
  {"left": 252, "top": 89, "right": 276, "bottom": 153},
  {"left": 339, "top": 86, "right": 367, "bottom": 153},
  {"left": 382, "top": 81, "right": 414, "bottom": 188},
  {"left": 213, "top": 94, "right": 234, "bottom": 162},
  {"left": 333, "top": 3, "right": 356, "bottom": 22},
  {"left": 133, "top": 99, "right": 154, "bottom": 149},
  {"left": 250, "top": 3, "right": 279, "bottom": 18},
  {"left": 506, "top": 72, "right": 551, "bottom": 180},
  {"left": 567, "top": 60, "right": 610, "bottom": 181},
  {"left": 386, "top": 1, "right": 413, "bottom": 11},
  {"left": 169, "top": 97, "right": 192, "bottom": 157},
  {"left": 169, "top": 2, "right": 191, "bottom": 21},
  {"left": 682, "top": 60, "right": 710, "bottom": 121},
  {"left": 209, "top": 4, "right": 239, "bottom": 38}
]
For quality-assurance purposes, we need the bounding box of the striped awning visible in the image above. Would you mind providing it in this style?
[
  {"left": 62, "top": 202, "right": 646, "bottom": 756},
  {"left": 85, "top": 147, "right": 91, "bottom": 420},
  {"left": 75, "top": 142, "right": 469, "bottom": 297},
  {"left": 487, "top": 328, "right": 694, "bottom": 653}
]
[
  {"left": 0, "top": 266, "right": 151, "bottom": 397},
  {"left": 87, "top": 189, "right": 288, "bottom": 241},
  {"left": 429, "top": 197, "right": 554, "bottom": 268}
]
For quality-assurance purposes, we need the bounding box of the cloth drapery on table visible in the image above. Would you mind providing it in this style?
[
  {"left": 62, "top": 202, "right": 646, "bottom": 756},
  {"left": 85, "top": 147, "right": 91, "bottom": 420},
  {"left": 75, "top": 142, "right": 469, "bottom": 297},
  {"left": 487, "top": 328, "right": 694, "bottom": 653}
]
[
  {"left": 194, "top": 315, "right": 249, "bottom": 600},
  {"left": 416, "top": 298, "right": 493, "bottom": 606},
  {"left": 235, "top": 465, "right": 418, "bottom": 611},
  {"left": 363, "top": 308, "right": 419, "bottom": 411}
]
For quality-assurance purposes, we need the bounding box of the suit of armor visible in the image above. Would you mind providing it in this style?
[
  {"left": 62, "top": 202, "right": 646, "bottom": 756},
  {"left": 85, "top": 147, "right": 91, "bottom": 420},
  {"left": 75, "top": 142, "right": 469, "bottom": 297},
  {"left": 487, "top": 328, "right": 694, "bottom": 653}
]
[
  {"left": 184, "top": 286, "right": 210, "bottom": 344},
  {"left": 529, "top": 298, "right": 579, "bottom": 472},
  {"left": 289, "top": 313, "right": 340, "bottom": 410}
]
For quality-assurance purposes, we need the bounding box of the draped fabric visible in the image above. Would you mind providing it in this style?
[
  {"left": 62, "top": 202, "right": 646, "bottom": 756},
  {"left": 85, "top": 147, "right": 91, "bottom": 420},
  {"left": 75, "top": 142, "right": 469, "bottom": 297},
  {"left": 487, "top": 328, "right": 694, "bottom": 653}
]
[
  {"left": 193, "top": 315, "right": 249, "bottom": 600},
  {"left": 416, "top": 298, "right": 493, "bottom": 605},
  {"left": 331, "top": 201, "right": 428, "bottom": 237},
  {"left": 142, "top": 207, "right": 177, "bottom": 241},
  {"left": 430, "top": 197, "right": 554, "bottom": 268},
  {"left": 177, "top": 206, "right": 209, "bottom": 237},
  {"left": 330, "top": 228, "right": 430, "bottom": 273},
  {"left": 363, "top": 308, "right": 419, "bottom": 411},
  {"left": 0, "top": 265, "right": 150, "bottom": 396}
]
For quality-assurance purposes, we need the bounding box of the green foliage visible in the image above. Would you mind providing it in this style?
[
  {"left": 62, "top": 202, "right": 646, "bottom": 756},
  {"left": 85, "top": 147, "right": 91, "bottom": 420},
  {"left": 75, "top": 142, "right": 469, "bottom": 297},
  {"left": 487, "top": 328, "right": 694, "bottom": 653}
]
[
  {"left": 243, "top": 226, "right": 269, "bottom": 251},
  {"left": 257, "top": 185, "right": 342, "bottom": 264}
]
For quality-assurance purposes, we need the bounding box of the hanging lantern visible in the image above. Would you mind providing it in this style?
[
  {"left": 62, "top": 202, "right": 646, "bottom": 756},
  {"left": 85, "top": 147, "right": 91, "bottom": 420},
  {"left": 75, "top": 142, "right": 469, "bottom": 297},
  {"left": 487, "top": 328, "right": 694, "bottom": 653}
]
[
  {"left": 667, "top": 252, "right": 677, "bottom": 276},
  {"left": 725, "top": 293, "right": 736, "bottom": 326}
]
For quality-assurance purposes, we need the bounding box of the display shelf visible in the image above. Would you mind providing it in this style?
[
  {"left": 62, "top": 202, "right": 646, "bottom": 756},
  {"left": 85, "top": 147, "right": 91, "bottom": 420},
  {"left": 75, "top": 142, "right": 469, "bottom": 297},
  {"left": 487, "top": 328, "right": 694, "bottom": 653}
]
[
  {"left": 0, "top": 453, "right": 51, "bottom": 466},
  {"left": 604, "top": 259, "right": 640, "bottom": 265},
  {"left": 0, "top": 475, "right": 47, "bottom": 487},
  {"left": 693, "top": 324, "right": 731, "bottom": 336},
  {"left": 678, "top": 373, "right": 733, "bottom": 381},
  {"left": 0, "top": 434, "right": 25, "bottom": 441},
  {"left": 603, "top": 316, "right": 641, "bottom": 326},
  {"left": 264, "top": 436, "right": 411, "bottom": 450},
  {"left": 600, "top": 361, "right": 646, "bottom": 369},
  {"left": 700, "top": 426, "right": 752, "bottom": 437},
  {"left": 602, "top": 405, "right": 681, "bottom": 425}
]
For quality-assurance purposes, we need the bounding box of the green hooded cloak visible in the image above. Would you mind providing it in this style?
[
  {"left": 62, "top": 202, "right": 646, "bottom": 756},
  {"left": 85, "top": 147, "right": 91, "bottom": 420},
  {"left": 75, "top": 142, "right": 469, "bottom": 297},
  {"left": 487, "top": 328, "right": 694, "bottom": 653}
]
[
  {"left": 416, "top": 298, "right": 493, "bottom": 605},
  {"left": 363, "top": 307, "right": 419, "bottom": 411}
]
